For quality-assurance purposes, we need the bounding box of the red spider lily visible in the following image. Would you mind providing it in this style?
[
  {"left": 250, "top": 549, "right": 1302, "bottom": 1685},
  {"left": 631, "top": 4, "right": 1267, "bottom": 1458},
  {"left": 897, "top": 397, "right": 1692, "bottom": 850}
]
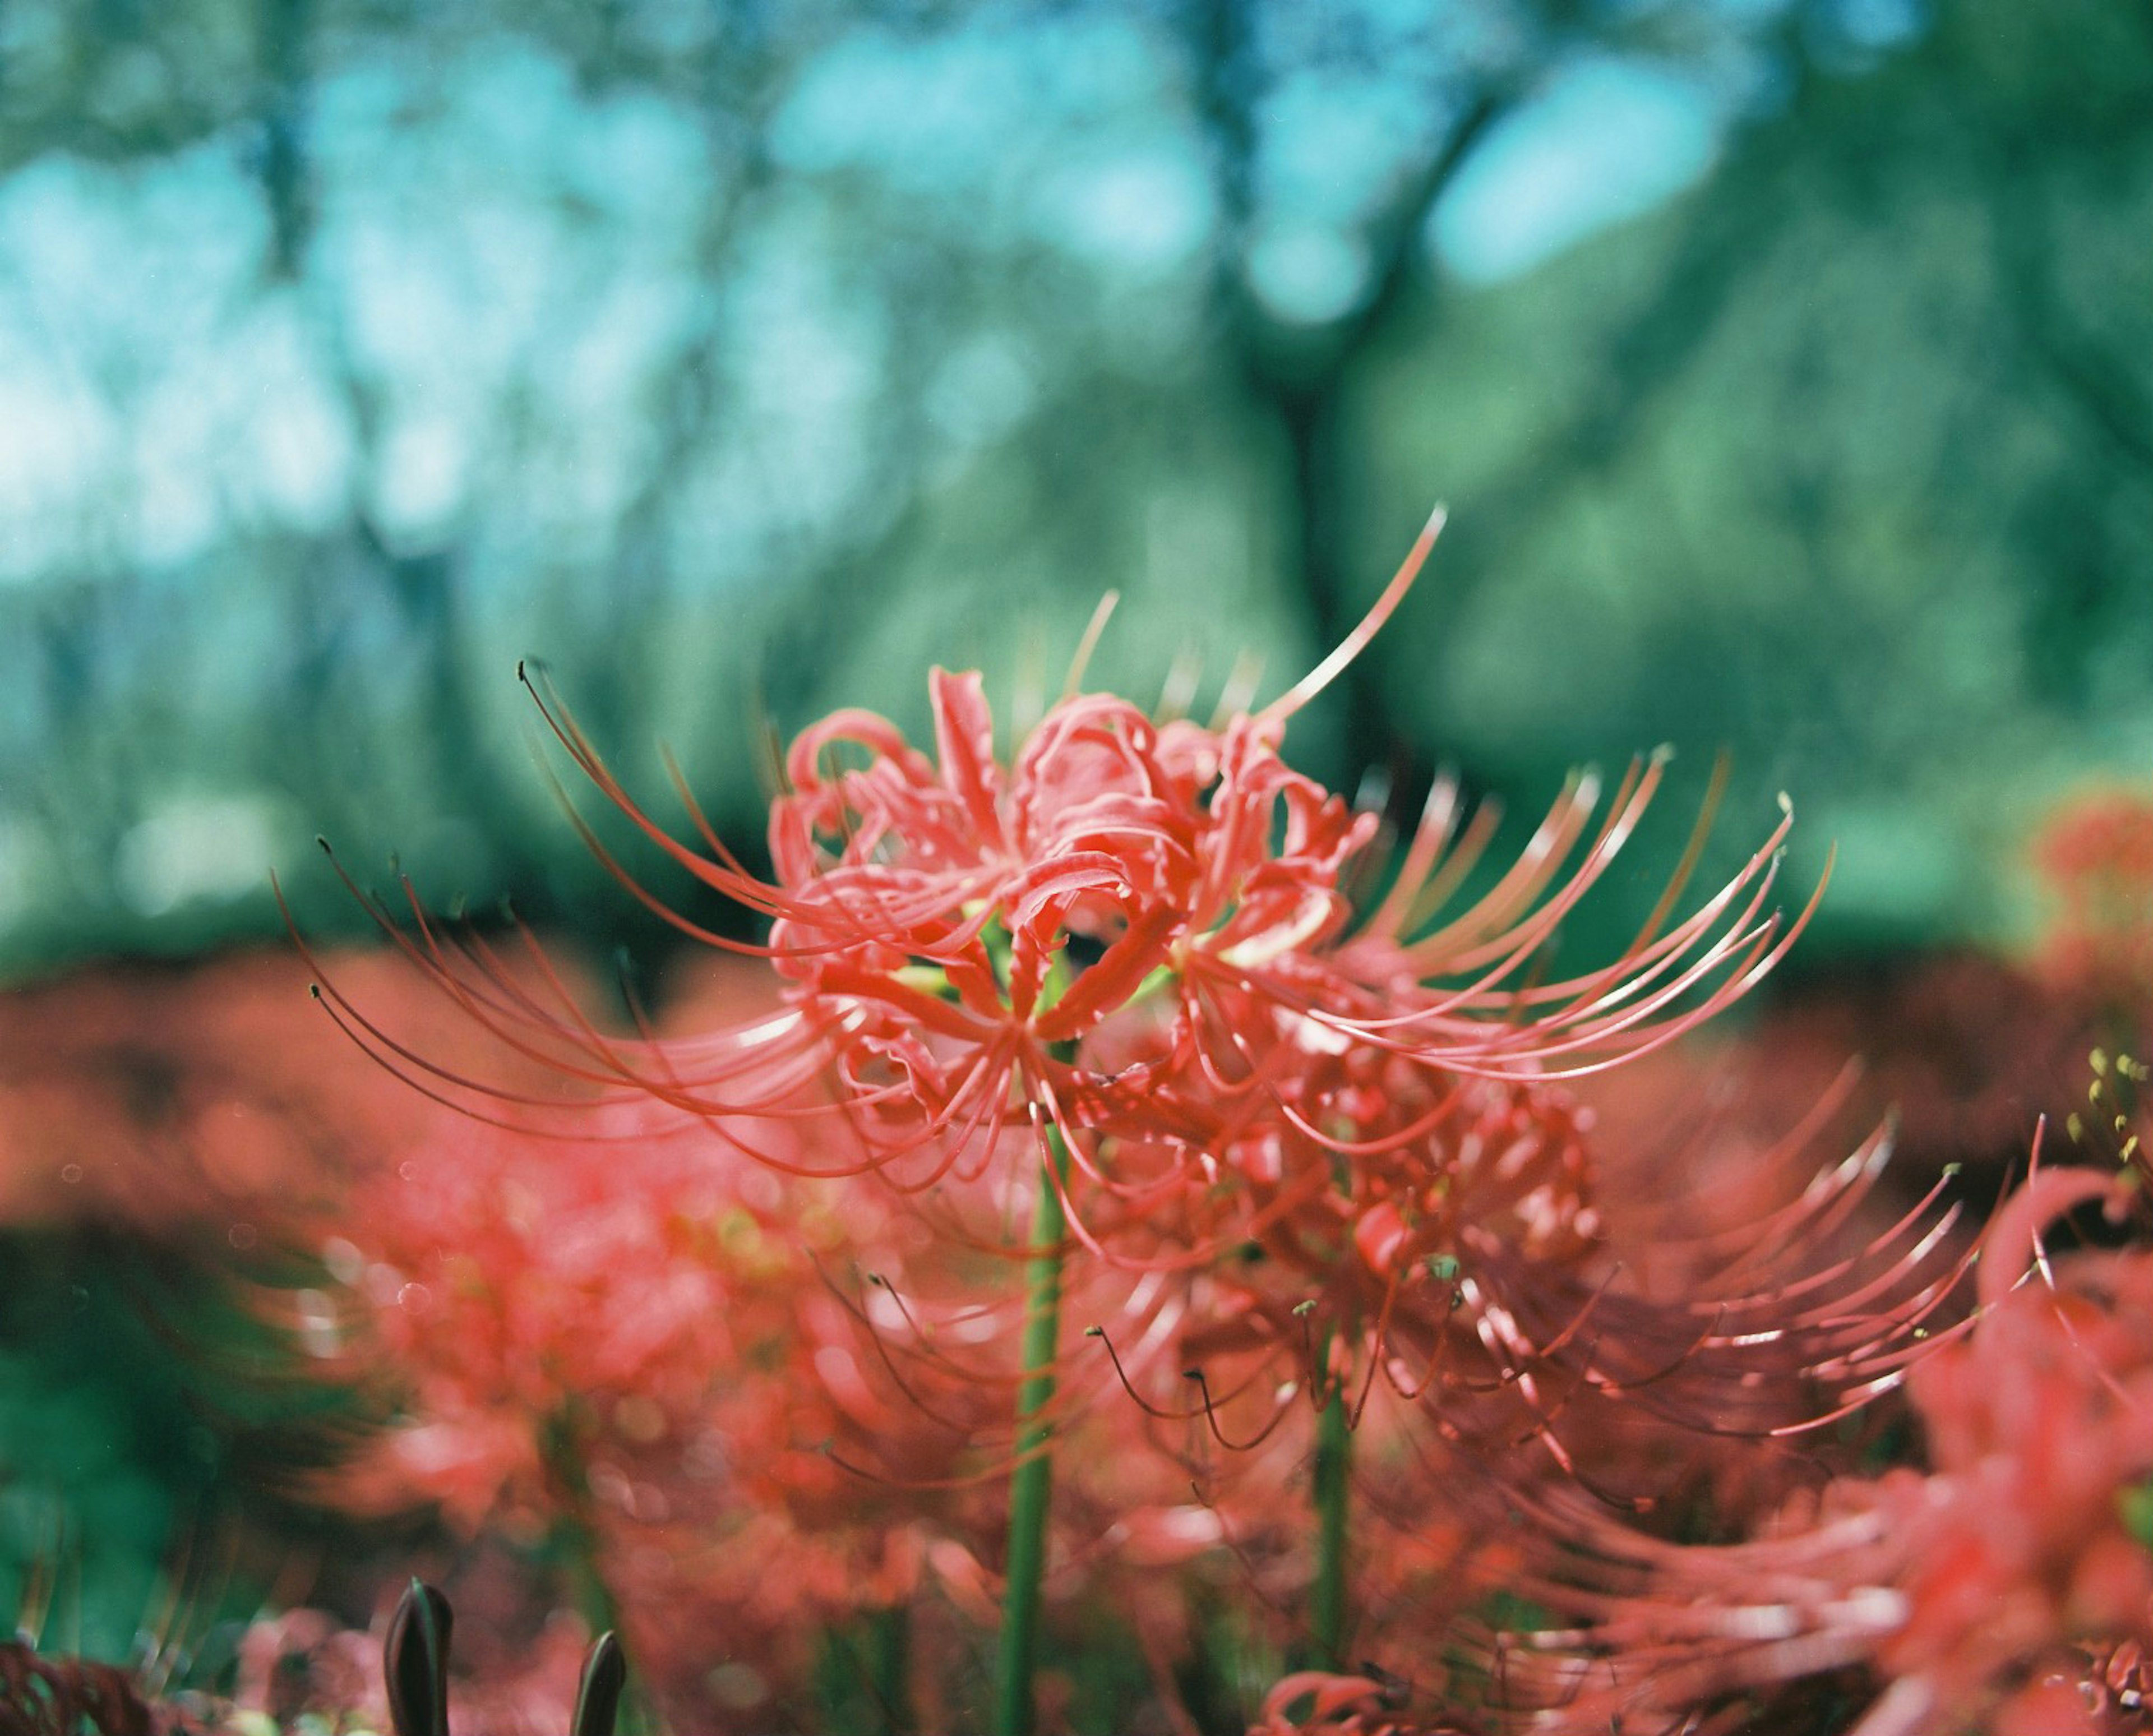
[
  {"left": 1437, "top": 1157, "right": 2153, "bottom": 1736},
  {"left": 295, "top": 516, "right": 1891, "bottom": 1734},
  {"left": 308, "top": 1071, "right": 1269, "bottom": 1730},
  {"left": 1086, "top": 1029, "right": 1968, "bottom": 1526},
  {"left": 308, "top": 509, "right": 1818, "bottom": 1287},
  {"left": 1232, "top": 1045, "right": 2000, "bottom": 1736},
  {"left": 314, "top": 1106, "right": 968, "bottom": 1559}
]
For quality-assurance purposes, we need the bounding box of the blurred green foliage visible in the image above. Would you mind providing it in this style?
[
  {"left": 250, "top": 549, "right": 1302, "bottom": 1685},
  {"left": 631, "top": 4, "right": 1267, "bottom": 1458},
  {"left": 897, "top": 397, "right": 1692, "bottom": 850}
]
[
  {"left": 0, "top": 1229, "right": 345, "bottom": 1663},
  {"left": 0, "top": 0, "right": 2145, "bottom": 980},
  {"left": 1370, "top": 0, "right": 2153, "bottom": 950}
]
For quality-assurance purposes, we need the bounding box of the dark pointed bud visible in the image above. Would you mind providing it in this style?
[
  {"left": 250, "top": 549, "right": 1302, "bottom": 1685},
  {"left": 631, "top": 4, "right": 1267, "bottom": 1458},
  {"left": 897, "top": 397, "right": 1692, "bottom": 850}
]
[
  {"left": 571, "top": 1632, "right": 627, "bottom": 1736},
  {"left": 385, "top": 1578, "right": 454, "bottom": 1736}
]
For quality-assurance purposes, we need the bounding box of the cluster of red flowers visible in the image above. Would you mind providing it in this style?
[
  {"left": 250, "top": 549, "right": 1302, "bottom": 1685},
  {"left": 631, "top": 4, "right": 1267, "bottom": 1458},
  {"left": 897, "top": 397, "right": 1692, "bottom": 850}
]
[
  {"left": 324, "top": 521, "right": 1917, "bottom": 1453},
  {"left": 304, "top": 1060, "right": 1317, "bottom": 1727},
  {"left": 2035, "top": 786, "right": 2153, "bottom": 1007},
  {"left": 0, "top": 948, "right": 457, "bottom": 1235},
  {"left": 1388, "top": 1155, "right": 2152, "bottom": 1736},
  {"left": 1248, "top": 943, "right": 2153, "bottom": 1736},
  {"left": 313, "top": 1104, "right": 962, "bottom": 1726},
  {"left": 29, "top": 572, "right": 2153, "bottom": 1736},
  {"left": 255, "top": 527, "right": 2114, "bottom": 1733}
]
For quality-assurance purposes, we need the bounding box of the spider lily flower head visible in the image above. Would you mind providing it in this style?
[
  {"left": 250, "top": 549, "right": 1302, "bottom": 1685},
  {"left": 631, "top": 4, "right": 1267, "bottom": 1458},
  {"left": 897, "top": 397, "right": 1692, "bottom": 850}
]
[
  {"left": 743, "top": 694, "right": 1806, "bottom": 1188},
  {"left": 1143, "top": 1077, "right": 1966, "bottom": 1523},
  {"left": 326, "top": 508, "right": 1820, "bottom": 1267},
  {"left": 740, "top": 669, "right": 1378, "bottom": 1204},
  {"left": 1222, "top": 1082, "right": 1979, "bottom": 1734},
  {"left": 767, "top": 676, "right": 1295, "bottom": 1036},
  {"left": 1131, "top": 1068, "right": 1600, "bottom": 1423},
  {"left": 311, "top": 1096, "right": 1235, "bottom": 1727},
  {"left": 1463, "top": 1161, "right": 2153, "bottom": 1736},
  {"left": 314, "top": 1106, "right": 977, "bottom": 1570}
]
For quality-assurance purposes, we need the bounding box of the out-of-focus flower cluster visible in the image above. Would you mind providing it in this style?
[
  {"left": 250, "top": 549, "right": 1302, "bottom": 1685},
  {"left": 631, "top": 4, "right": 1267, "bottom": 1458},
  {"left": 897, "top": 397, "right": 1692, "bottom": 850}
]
[
  {"left": 1244, "top": 788, "right": 2153, "bottom": 1736},
  {"left": 316, "top": 1101, "right": 977, "bottom": 1728},
  {"left": 2036, "top": 785, "right": 2153, "bottom": 1009},
  {"left": 299, "top": 990, "right": 1313, "bottom": 1729},
  {"left": 0, "top": 950, "right": 435, "bottom": 1234},
  {"left": 0, "top": 946, "right": 593, "bottom": 1238},
  {"left": 1419, "top": 1166, "right": 2153, "bottom": 1736}
]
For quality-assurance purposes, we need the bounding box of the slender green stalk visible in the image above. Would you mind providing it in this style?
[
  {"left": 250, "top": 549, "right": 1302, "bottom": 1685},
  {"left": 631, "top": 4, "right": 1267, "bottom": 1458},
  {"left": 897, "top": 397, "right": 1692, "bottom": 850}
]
[
  {"left": 541, "top": 1412, "right": 661, "bottom": 1735},
  {"left": 555, "top": 1515, "right": 622, "bottom": 1647},
  {"left": 1310, "top": 1386, "right": 1352, "bottom": 1672},
  {"left": 820, "top": 1604, "right": 913, "bottom": 1735},
  {"left": 540, "top": 1410, "right": 624, "bottom": 1639},
  {"left": 867, "top": 1603, "right": 913, "bottom": 1735},
  {"left": 992, "top": 1128, "right": 1071, "bottom": 1736}
]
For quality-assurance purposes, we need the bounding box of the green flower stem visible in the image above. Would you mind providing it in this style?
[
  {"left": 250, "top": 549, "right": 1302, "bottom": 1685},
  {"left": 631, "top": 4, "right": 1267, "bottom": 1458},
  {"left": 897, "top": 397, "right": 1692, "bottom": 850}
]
[
  {"left": 556, "top": 1516, "right": 622, "bottom": 1649},
  {"left": 1311, "top": 1384, "right": 1352, "bottom": 1672},
  {"left": 541, "top": 1412, "right": 665, "bottom": 1736},
  {"left": 992, "top": 1123, "right": 1072, "bottom": 1736},
  {"left": 539, "top": 1411, "right": 624, "bottom": 1640},
  {"left": 868, "top": 1603, "right": 913, "bottom": 1735}
]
